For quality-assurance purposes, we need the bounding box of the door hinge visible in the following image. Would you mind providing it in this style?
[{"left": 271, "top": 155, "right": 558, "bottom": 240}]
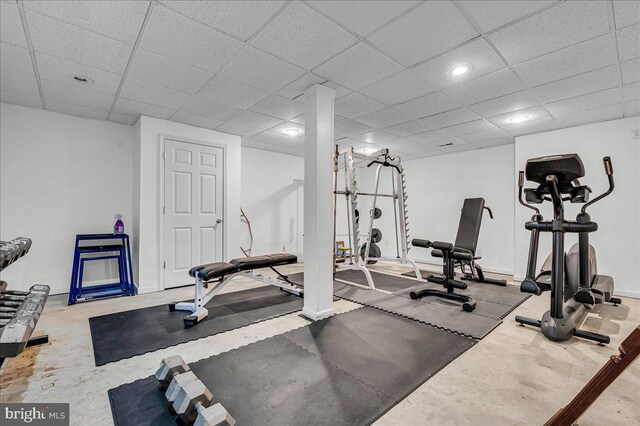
[
  {"left": 163, "top": 151, "right": 167, "bottom": 159},
  {"left": 163, "top": 206, "right": 165, "bottom": 214},
  {"left": 163, "top": 261, "right": 166, "bottom": 269}
]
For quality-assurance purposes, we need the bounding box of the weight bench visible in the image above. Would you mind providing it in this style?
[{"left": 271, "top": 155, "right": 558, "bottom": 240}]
[
  {"left": 429, "top": 198, "right": 507, "bottom": 286},
  {"left": 170, "top": 253, "right": 302, "bottom": 326}
]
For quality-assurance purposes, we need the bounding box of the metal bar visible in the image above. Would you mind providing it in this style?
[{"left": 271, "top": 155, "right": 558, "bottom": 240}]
[
  {"left": 391, "top": 168, "right": 400, "bottom": 258},
  {"left": 334, "top": 190, "right": 397, "bottom": 198},
  {"left": 364, "top": 164, "right": 383, "bottom": 267}
]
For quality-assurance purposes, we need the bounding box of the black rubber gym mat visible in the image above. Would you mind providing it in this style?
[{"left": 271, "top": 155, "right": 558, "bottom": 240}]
[
  {"left": 335, "top": 269, "right": 421, "bottom": 292},
  {"left": 90, "top": 286, "right": 303, "bottom": 366},
  {"left": 109, "top": 307, "right": 474, "bottom": 426},
  {"left": 401, "top": 269, "right": 530, "bottom": 309}
]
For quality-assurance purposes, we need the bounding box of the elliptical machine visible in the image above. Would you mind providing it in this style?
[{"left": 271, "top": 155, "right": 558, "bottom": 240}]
[{"left": 515, "top": 154, "right": 621, "bottom": 345}]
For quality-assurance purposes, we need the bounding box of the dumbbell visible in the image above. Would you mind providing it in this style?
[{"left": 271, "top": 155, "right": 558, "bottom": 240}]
[
  {"left": 172, "top": 379, "right": 235, "bottom": 425},
  {"left": 156, "top": 355, "right": 191, "bottom": 390}
]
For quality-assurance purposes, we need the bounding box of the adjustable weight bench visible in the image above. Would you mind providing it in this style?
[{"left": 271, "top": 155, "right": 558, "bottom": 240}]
[
  {"left": 169, "top": 253, "right": 302, "bottom": 326},
  {"left": 430, "top": 198, "right": 507, "bottom": 286}
]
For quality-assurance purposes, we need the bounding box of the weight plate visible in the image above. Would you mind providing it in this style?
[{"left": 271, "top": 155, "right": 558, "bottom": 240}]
[
  {"left": 371, "top": 207, "right": 382, "bottom": 219},
  {"left": 371, "top": 228, "right": 382, "bottom": 243},
  {"left": 360, "top": 242, "right": 381, "bottom": 264}
]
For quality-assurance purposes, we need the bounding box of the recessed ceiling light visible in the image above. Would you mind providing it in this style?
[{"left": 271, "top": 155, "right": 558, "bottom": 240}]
[
  {"left": 508, "top": 115, "right": 531, "bottom": 124},
  {"left": 284, "top": 128, "right": 300, "bottom": 137},
  {"left": 450, "top": 64, "right": 470, "bottom": 76}
]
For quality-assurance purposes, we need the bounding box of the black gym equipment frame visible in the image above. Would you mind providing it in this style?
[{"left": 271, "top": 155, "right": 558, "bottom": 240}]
[{"left": 515, "top": 154, "right": 621, "bottom": 345}]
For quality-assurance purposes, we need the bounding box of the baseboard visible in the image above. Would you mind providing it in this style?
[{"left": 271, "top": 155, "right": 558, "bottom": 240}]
[{"left": 614, "top": 289, "right": 640, "bottom": 299}]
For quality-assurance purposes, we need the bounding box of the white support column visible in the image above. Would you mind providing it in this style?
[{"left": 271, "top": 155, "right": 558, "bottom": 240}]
[{"left": 302, "top": 84, "right": 336, "bottom": 321}]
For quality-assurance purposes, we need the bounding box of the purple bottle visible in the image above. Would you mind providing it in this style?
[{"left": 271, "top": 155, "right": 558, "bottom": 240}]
[{"left": 114, "top": 214, "right": 125, "bottom": 234}]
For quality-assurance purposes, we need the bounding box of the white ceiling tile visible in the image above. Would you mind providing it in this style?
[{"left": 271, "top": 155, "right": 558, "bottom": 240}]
[
  {"left": 475, "top": 136, "right": 514, "bottom": 149},
  {"left": 623, "top": 82, "right": 640, "bottom": 102},
  {"left": 533, "top": 66, "right": 620, "bottom": 103},
  {"left": 1, "top": 1, "right": 27, "bottom": 47},
  {"left": 140, "top": 6, "right": 243, "bottom": 73},
  {"left": 307, "top": 1, "right": 419, "bottom": 37},
  {"left": 197, "top": 75, "right": 269, "bottom": 110},
  {"left": 321, "top": 80, "right": 352, "bottom": 100},
  {"left": 251, "top": 130, "right": 297, "bottom": 147},
  {"left": 555, "top": 104, "right": 623, "bottom": 128},
  {"left": 384, "top": 120, "right": 431, "bottom": 137},
  {"left": 114, "top": 98, "right": 175, "bottom": 120},
  {"left": 1, "top": 43, "right": 38, "bottom": 96},
  {"left": 276, "top": 73, "right": 326, "bottom": 100},
  {"left": 334, "top": 119, "right": 376, "bottom": 139},
  {"left": 384, "top": 138, "right": 436, "bottom": 155},
  {"left": 179, "top": 96, "right": 242, "bottom": 121},
  {"left": 352, "top": 130, "right": 396, "bottom": 144},
  {"left": 488, "top": 1, "right": 609, "bottom": 64},
  {"left": 468, "top": 90, "right": 540, "bottom": 117},
  {"left": 109, "top": 112, "right": 138, "bottom": 125},
  {"left": 218, "top": 46, "right": 305, "bottom": 92},
  {"left": 625, "top": 100, "right": 640, "bottom": 116},
  {"left": 514, "top": 35, "right": 616, "bottom": 87},
  {"left": 457, "top": 0, "right": 556, "bottom": 33},
  {"left": 417, "top": 108, "right": 481, "bottom": 131},
  {"left": 413, "top": 38, "right": 506, "bottom": 89},
  {"left": 291, "top": 114, "right": 304, "bottom": 125},
  {"left": 487, "top": 105, "right": 550, "bottom": 128},
  {"left": 42, "top": 79, "right": 114, "bottom": 111},
  {"left": 250, "top": 1, "right": 357, "bottom": 70},
  {"left": 429, "top": 137, "right": 467, "bottom": 149},
  {"left": 242, "top": 139, "right": 274, "bottom": 150},
  {"left": 458, "top": 127, "right": 511, "bottom": 144},
  {"left": 443, "top": 68, "right": 525, "bottom": 105},
  {"left": 170, "top": 111, "right": 224, "bottom": 129},
  {"left": 35, "top": 52, "right": 121, "bottom": 95},
  {"left": 128, "top": 49, "right": 212, "bottom": 94},
  {"left": 27, "top": 11, "right": 132, "bottom": 73},
  {"left": 614, "top": 0, "right": 640, "bottom": 29},
  {"left": 0, "top": 89, "right": 42, "bottom": 109},
  {"left": 438, "top": 141, "right": 478, "bottom": 154},
  {"left": 406, "top": 129, "right": 451, "bottom": 145},
  {"left": 395, "top": 91, "right": 460, "bottom": 119},
  {"left": 268, "top": 121, "right": 306, "bottom": 139},
  {"left": 442, "top": 119, "right": 494, "bottom": 137},
  {"left": 620, "top": 58, "right": 640, "bottom": 85},
  {"left": 367, "top": 1, "right": 478, "bottom": 67},
  {"left": 617, "top": 23, "right": 640, "bottom": 62},
  {"left": 504, "top": 116, "right": 559, "bottom": 136},
  {"left": 354, "top": 108, "right": 413, "bottom": 129},
  {"left": 25, "top": 1, "right": 148, "bottom": 45},
  {"left": 359, "top": 70, "right": 437, "bottom": 106},
  {"left": 249, "top": 95, "right": 305, "bottom": 121},
  {"left": 546, "top": 88, "right": 621, "bottom": 116},
  {"left": 215, "top": 110, "right": 283, "bottom": 137},
  {"left": 334, "top": 93, "right": 385, "bottom": 119},
  {"left": 46, "top": 99, "right": 108, "bottom": 120},
  {"left": 120, "top": 78, "right": 188, "bottom": 110},
  {"left": 160, "top": 1, "right": 286, "bottom": 41},
  {"left": 313, "top": 42, "right": 403, "bottom": 91}
]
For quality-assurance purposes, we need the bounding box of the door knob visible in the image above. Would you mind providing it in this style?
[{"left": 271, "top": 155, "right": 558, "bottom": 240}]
[{"left": 216, "top": 218, "right": 223, "bottom": 224}]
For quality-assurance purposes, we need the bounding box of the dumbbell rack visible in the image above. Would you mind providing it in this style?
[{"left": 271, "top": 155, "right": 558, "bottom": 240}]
[
  {"left": 333, "top": 146, "right": 422, "bottom": 289},
  {"left": 0, "top": 238, "right": 50, "bottom": 362}
]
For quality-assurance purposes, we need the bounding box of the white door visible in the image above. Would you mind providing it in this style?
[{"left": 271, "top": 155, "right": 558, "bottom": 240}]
[{"left": 164, "top": 139, "right": 224, "bottom": 288}]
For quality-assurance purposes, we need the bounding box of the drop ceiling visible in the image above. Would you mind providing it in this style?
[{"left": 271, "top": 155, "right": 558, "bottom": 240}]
[{"left": 1, "top": 0, "right": 638, "bottom": 159}]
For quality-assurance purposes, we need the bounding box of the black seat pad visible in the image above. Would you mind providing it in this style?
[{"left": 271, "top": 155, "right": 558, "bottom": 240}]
[
  {"left": 431, "top": 249, "right": 475, "bottom": 262},
  {"left": 189, "top": 262, "right": 238, "bottom": 280},
  {"left": 230, "top": 253, "right": 297, "bottom": 270}
]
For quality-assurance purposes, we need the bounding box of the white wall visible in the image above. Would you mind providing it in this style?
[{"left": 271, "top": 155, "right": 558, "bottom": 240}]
[
  {"left": 133, "top": 116, "right": 242, "bottom": 293},
  {"left": 402, "top": 145, "right": 516, "bottom": 274},
  {"left": 240, "top": 147, "right": 304, "bottom": 257},
  {"left": 0, "top": 103, "right": 134, "bottom": 294},
  {"left": 515, "top": 117, "right": 640, "bottom": 297}
]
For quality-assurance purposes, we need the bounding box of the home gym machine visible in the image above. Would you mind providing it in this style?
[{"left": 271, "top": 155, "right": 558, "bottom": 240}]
[
  {"left": 515, "top": 154, "right": 621, "bottom": 344},
  {"left": 333, "top": 146, "right": 422, "bottom": 289}
]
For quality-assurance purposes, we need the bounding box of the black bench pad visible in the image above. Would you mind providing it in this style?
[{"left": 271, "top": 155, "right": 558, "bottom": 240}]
[{"left": 189, "top": 253, "right": 298, "bottom": 281}]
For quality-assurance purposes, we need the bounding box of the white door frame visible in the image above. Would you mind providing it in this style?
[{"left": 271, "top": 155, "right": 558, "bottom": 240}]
[{"left": 158, "top": 134, "right": 228, "bottom": 290}]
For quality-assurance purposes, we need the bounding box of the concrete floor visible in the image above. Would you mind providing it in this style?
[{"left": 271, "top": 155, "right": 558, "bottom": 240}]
[{"left": 1, "top": 263, "right": 638, "bottom": 426}]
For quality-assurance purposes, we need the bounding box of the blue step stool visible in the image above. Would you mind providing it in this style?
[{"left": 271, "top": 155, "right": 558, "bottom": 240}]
[{"left": 68, "top": 233, "right": 136, "bottom": 305}]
